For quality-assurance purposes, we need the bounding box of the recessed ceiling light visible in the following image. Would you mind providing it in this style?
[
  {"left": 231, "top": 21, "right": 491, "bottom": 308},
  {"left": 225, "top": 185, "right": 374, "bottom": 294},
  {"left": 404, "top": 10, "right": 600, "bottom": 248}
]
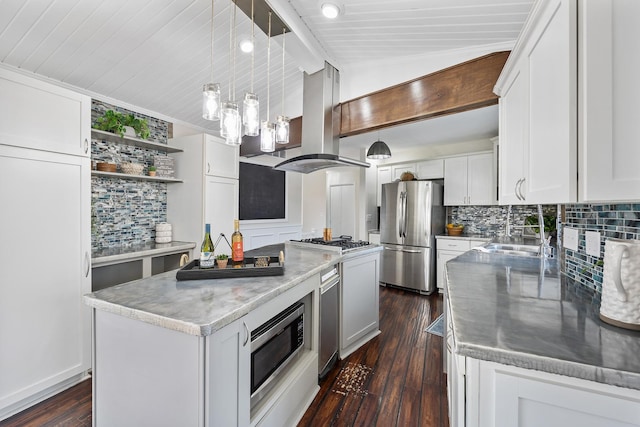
[
  {"left": 239, "top": 39, "right": 253, "bottom": 53},
  {"left": 321, "top": 3, "right": 340, "bottom": 19}
]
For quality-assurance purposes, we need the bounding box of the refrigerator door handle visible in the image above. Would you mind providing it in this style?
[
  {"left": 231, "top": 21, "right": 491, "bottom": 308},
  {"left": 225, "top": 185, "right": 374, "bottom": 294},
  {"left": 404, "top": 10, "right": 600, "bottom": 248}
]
[
  {"left": 398, "top": 191, "right": 405, "bottom": 239},
  {"left": 383, "top": 246, "right": 423, "bottom": 254},
  {"left": 402, "top": 191, "right": 408, "bottom": 238}
]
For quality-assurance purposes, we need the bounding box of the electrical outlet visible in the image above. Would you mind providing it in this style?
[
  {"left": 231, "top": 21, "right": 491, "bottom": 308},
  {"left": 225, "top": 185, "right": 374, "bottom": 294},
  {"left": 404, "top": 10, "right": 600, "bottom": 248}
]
[
  {"left": 585, "top": 231, "right": 601, "bottom": 257},
  {"left": 563, "top": 227, "right": 579, "bottom": 251}
]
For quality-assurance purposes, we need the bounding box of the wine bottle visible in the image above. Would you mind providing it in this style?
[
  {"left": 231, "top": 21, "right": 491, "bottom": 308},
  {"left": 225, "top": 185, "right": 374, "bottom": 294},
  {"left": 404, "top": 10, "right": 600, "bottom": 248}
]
[
  {"left": 231, "top": 219, "right": 244, "bottom": 267},
  {"left": 200, "top": 224, "right": 215, "bottom": 269}
]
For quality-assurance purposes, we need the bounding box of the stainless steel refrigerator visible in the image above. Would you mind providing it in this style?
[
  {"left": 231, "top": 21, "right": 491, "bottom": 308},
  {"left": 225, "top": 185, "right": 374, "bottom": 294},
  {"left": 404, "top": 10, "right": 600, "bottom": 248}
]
[{"left": 380, "top": 181, "right": 445, "bottom": 294}]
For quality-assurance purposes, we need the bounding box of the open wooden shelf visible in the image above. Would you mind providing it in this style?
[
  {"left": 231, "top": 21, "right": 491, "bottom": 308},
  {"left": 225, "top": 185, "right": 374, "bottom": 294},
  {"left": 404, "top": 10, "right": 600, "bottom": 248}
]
[
  {"left": 91, "top": 170, "right": 182, "bottom": 183},
  {"left": 91, "top": 129, "right": 183, "bottom": 153}
]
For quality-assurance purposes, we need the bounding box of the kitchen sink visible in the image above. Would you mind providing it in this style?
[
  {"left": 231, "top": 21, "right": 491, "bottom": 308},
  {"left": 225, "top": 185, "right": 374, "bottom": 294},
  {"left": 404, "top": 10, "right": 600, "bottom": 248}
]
[{"left": 473, "top": 243, "right": 543, "bottom": 258}]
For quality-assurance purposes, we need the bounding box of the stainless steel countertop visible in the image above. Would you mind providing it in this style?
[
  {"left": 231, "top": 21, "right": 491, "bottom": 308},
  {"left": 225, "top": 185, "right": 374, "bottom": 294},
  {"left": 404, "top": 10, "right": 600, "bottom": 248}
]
[{"left": 446, "top": 247, "right": 640, "bottom": 390}]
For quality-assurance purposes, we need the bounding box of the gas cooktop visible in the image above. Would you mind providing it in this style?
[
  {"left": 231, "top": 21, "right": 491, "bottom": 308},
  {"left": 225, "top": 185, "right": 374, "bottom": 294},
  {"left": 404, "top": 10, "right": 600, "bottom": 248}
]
[{"left": 288, "top": 236, "right": 373, "bottom": 253}]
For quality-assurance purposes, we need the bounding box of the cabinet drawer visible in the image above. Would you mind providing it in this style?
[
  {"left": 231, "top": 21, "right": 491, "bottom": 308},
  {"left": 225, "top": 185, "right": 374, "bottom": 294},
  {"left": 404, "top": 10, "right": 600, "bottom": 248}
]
[{"left": 437, "top": 239, "right": 470, "bottom": 251}]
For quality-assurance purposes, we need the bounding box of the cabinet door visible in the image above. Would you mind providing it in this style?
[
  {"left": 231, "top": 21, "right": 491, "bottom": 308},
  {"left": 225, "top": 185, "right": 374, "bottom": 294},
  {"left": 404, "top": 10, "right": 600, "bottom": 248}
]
[
  {"left": 498, "top": 62, "right": 528, "bottom": 205},
  {"left": 0, "top": 146, "right": 90, "bottom": 415},
  {"left": 526, "top": 0, "right": 577, "bottom": 203},
  {"left": 206, "top": 316, "right": 250, "bottom": 427},
  {"left": 467, "top": 153, "right": 495, "bottom": 205},
  {"left": 437, "top": 250, "right": 461, "bottom": 291},
  {"left": 392, "top": 163, "right": 416, "bottom": 180},
  {"left": 477, "top": 360, "right": 640, "bottom": 427},
  {"left": 444, "top": 156, "right": 468, "bottom": 206},
  {"left": 204, "top": 176, "right": 239, "bottom": 248},
  {"left": 417, "top": 159, "right": 444, "bottom": 179},
  {"left": 377, "top": 166, "right": 392, "bottom": 206},
  {"left": 579, "top": 0, "right": 640, "bottom": 202},
  {"left": 0, "top": 68, "right": 90, "bottom": 157},
  {"left": 330, "top": 184, "right": 356, "bottom": 237},
  {"left": 205, "top": 134, "right": 239, "bottom": 179},
  {"left": 341, "top": 252, "right": 379, "bottom": 355}
]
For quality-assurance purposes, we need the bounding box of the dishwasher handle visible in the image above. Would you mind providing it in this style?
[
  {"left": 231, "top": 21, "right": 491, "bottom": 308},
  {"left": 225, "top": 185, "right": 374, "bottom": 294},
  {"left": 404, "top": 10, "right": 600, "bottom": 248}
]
[{"left": 320, "top": 277, "right": 340, "bottom": 294}]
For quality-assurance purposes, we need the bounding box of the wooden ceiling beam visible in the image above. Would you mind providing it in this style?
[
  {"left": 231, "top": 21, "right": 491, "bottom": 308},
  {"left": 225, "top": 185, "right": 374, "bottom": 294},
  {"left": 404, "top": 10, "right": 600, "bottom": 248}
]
[{"left": 339, "top": 51, "right": 509, "bottom": 137}]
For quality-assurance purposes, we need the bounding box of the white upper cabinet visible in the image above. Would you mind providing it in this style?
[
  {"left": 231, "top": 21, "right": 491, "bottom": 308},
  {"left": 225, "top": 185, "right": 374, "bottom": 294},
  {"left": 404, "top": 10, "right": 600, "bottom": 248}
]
[
  {"left": 444, "top": 153, "right": 495, "bottom": 206},
  {"left": 579, "top": 0, "right": 640, "bottom": 202},
  {"left": 392, "top": 163, "right": 417, "bottom": 181},
  {"left": 204, "top": 134, "right": 239, "bottom": 179},
  {"left": 416, "top": 159, "right": 444, "bottom": 180},
  {"left": 376, "top": 166, "right": 392, "bottom": 206},
  {"left": 0, "top": 68, "right": 91, "bottom": 157},
  {"left": 494, "top": 0, "right": 577, "bottom": 205}
]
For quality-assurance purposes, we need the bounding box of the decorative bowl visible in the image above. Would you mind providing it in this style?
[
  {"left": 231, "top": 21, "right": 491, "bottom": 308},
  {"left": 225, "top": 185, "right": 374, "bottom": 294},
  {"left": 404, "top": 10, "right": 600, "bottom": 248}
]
[
  {"left": 120, "top": 162, "right": 144, "bottom": 175},
  {"left": 96, "top": 162, "right": 117, "bottom": 172},
  {"left": 446, "top": 223, "right": 464, "bottom": 236}
]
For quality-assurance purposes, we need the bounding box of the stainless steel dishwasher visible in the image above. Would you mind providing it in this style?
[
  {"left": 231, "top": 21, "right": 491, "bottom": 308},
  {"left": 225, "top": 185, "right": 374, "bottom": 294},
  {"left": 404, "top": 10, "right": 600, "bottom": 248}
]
[{"left": 319, "top": 264, "right": 340, "bottom": 380}]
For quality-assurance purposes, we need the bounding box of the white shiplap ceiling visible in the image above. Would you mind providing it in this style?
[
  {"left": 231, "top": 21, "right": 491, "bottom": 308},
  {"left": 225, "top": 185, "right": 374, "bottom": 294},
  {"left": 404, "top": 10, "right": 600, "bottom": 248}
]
[{"left": 0, "top": 0, "right": 534, "bottom": 151}]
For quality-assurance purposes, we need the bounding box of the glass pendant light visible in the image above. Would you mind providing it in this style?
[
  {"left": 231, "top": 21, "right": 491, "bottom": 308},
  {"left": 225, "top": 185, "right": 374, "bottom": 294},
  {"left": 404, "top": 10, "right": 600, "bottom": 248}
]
[
  {"left": 221, "top": 0, "right": 241, "bottom": 145},
  {"left": 260, "top": 12, "right": 275, "bottom": 152},
  {"left": 275, "top": 27, "right": 290, "bottom": 144},
  {"left": 202, "top": 0, "right": 221, "bottom": 120},
  {"left": 242, "top": 0, "right": 259, "bottom": 136}
]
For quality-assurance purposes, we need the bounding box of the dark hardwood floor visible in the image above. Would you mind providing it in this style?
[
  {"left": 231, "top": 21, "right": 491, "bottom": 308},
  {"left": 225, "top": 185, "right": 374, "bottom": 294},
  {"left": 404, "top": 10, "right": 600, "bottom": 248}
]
[
  {"left": 0, "top": 286, "right": 448, "bottom": 427},
  {"left": 299, "top": 286, "right": 448, "bottom": 427}
]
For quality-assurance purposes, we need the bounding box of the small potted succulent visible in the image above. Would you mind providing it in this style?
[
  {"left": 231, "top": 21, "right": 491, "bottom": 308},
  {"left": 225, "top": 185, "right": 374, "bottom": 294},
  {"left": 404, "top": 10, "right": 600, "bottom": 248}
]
[
  {"left": 94, "top": 110, "right": 151, "bottom": 139},
  {"left": 148, "top": 165, "right": 157, "bottom": 177},
  {"left": 216, "top": 254, "right": 229, "bottom": 269}
]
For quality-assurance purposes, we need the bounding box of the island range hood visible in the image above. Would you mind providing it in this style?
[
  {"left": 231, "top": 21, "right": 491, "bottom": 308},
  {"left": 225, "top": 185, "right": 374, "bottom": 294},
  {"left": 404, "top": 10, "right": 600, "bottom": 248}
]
[{"left": 274, "top": 63, "right": 370, "bottom": 173}]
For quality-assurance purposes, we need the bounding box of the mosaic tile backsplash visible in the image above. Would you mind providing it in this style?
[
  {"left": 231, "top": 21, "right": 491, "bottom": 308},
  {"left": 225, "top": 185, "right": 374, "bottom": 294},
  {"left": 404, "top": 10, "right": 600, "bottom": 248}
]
[
  {"left": 563, "top": 204, "right": 640, "bottom": 294},
  {"left": 449, "top": 205, "right": 557, "bottom": 237},
  {"left": 91, "top": 100, "right": 170, "bottom": 250}
]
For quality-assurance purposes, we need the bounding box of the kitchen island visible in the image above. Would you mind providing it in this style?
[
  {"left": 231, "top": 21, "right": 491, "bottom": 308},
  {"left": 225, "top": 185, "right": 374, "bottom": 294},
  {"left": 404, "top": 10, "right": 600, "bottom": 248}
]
[
  {"left": 84, "top": 244, "right": 381, "bottom": 427},
  {"left": 445, "top": 247, "right": 640, "bottom": 426}
]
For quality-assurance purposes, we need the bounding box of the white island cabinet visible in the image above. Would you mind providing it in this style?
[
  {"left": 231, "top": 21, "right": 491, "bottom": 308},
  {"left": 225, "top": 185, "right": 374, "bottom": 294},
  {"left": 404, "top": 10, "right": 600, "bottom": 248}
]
[
  {"left": 340, "top": 250, "right": 381, "bottom": 358},
  {"left": 0, "top": 68, "right": 91, "bottom": 421}
]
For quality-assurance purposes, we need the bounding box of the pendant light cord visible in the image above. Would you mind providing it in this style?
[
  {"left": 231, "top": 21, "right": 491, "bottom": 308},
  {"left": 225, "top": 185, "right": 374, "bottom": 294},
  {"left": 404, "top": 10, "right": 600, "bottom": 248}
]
[
  {"left": 250, "top": 0, "right": 254, "bottom": 93},
  {"left": 232, "top": 0, "right": 237, "bottom": 101},
  {"left": 281, "top": 27, "right": 285, "bottom": 115},
  {"left": 209, "top": 0, "right": 215, "bottom": 83},
  {"left": 266, "top": 11, "right": 271, "bottom": 120},
  {"left": 227, "top": 0, "right": 233, "bottom": 100}
]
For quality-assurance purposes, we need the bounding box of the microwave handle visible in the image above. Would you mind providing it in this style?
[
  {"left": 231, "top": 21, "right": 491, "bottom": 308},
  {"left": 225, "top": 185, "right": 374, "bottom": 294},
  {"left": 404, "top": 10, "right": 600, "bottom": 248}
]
[{"left": 243, "top": 321, "right": 249, "bottom": 347}]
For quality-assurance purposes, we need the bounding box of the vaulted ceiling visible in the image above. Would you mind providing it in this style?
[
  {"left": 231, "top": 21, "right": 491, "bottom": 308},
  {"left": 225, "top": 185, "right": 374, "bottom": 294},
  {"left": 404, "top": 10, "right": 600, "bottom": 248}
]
[{"left": 0, "top": 0, "right": 534, "bottom": 151}]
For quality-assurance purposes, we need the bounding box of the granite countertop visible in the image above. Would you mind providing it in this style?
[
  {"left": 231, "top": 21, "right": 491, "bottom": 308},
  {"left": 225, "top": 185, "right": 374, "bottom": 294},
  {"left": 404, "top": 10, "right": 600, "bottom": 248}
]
[
  {"left": 85, "top": 244, "right": 381, "bottom": 337},
  {"left": 92, "top": 241, "right": 196, "bottom": 266},
  {"left": 446, "top": 248, "right": 640, "bottom": 390}
]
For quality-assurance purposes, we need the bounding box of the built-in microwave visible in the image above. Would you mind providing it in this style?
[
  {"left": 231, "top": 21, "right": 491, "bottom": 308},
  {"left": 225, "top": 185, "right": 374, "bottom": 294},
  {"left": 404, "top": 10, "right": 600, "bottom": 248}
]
[{"left": 250, "top": 301, "right": 304, "bottom": 405}]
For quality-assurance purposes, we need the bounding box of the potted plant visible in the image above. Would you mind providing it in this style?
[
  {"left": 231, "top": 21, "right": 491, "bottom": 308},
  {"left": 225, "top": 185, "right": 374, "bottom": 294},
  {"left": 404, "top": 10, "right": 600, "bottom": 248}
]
[
  {"left": 94, "top": 110, "right": 150, "bottom": 139},
  {"left": 216, "top": 254, "right": 229, "bottom": 269},
  {"left": 148, "top": 165, "right": 157, "bottom": 177},
  {"left": 524, "top": 215, "right": 557, "bottom": 238}
]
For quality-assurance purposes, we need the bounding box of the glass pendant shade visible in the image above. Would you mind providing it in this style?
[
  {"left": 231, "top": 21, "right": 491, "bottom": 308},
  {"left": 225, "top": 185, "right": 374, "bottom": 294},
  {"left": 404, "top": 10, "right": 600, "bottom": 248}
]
[
  {"left": 202, "top": 83, "right": 221, "bottom": 120},
  {"left": 275, "top": 115, "right": 290, "bottom": 144},
  {"left": 243, "top": 93, "right": 260, "bottom": 136},
  {"left": 366, "top": 140, "right": 392, "bottom": 159},
  {"left": 221, "top": 101, "right": 241, "bottom": 145},
  {"left": 260, "top": 120, "right": 275, "bottom": 152}
]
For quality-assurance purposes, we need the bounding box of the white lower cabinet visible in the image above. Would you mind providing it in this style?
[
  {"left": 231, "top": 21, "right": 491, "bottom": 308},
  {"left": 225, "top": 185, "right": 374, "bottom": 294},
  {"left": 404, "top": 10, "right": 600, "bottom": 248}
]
[
  {"left": 0, "top": 144, "right": 91, "bottom": 419},
  {"left": 466, "top": 359, "right": 640, "bottom": 427},
  {"left": 206, "top": 317, "right": 250, "bottom": 427},
  {"left": 340, "top": 251, "right": 380, "bottom": 358},
  {"left": 445, "top": 293, "right": 640, "bottom": 427},
  {"left": 437, "top": 238, "right": 488, "bottom": 292}
]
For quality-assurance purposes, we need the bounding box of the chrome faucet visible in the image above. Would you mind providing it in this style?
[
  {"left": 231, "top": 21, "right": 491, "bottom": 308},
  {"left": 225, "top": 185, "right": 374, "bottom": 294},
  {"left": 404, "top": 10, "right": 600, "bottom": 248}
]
[{"left": 505, "top": 205, "right": 512, "bottom": 237}]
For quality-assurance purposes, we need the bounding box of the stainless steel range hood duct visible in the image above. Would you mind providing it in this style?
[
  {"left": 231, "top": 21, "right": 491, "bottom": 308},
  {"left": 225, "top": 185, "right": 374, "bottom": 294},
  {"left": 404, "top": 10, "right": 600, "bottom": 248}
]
[{"left": 274, "top": 62, "right": 370, "bottom": 173}]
